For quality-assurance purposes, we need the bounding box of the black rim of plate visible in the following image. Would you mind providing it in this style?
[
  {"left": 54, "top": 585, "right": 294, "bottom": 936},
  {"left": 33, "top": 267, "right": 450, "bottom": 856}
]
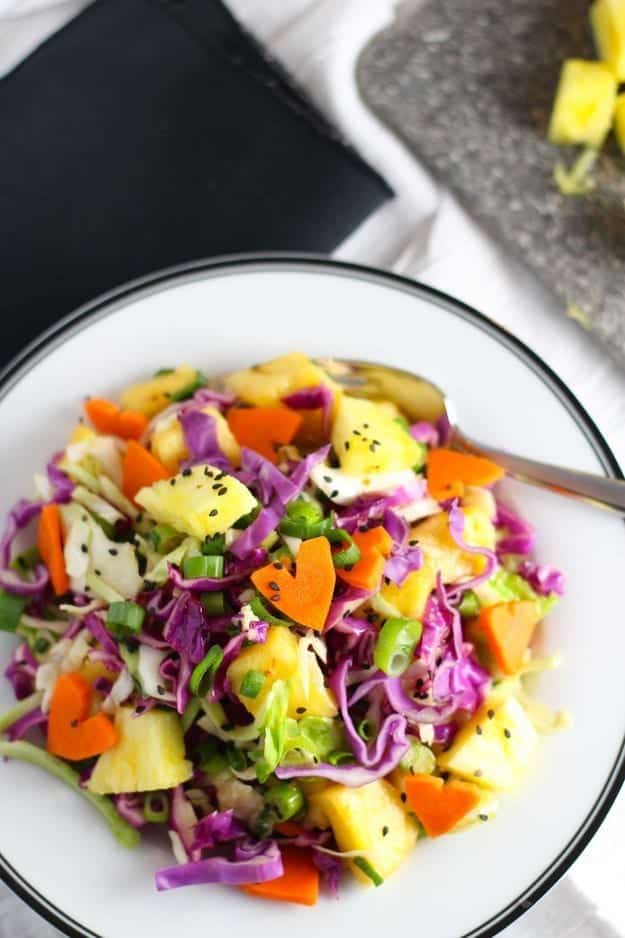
[{"left": 0, "top": 254, "right": 622, "bottom": 938}]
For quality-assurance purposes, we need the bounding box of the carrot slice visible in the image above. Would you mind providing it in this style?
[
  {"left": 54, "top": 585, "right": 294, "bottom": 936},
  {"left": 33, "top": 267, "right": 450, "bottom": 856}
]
[
  {"left": 84, "top": 398, "right": 120, "bottom": 435},
  {"left": 251, "top": 536, "right": 336, "bottom": 632},
  {"left": 122, "top": 440, "right": 170, "bottom": 501},
  {"left": 477, "top": 600, "right": 541, "bottom": 675},
  {"left": 37, "top": 503, "right": 69, "bottom": 596},
  {"left": 243, "top": 847, "right": 319, "bottom": 906},
  {"left": 227, "top": 406, "right": 302, "bottom": 464},
  {"left": 336, "top": 526, "right": 393, "bottom": 591},
  {"left": 115, "top": 409, "right": 149, "bottom": 440},
  {"left": 47, "top": 672, "right": 118, "bottom": 761},
  {"left": 404, "top": 774, "right": 480, "bottom": 837},
  {"left": 427, "top": 449, "right": 504, "bottom": 502}
]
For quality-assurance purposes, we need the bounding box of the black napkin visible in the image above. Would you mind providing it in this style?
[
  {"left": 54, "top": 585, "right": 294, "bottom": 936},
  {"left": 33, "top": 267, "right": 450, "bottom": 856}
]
[{"left": 0, "top": 0, "right": 392, "bottom": 359}]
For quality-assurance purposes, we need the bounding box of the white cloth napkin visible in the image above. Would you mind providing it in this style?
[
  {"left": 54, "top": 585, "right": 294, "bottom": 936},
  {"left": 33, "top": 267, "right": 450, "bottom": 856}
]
[{"left": 1, "top": 0, "right": 624, "bottom": 935}]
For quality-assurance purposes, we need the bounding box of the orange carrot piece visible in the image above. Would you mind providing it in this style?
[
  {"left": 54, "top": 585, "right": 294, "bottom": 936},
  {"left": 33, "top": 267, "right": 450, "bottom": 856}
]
[
  {"left": 336, "top": 526, "right": 393, "bottom": 591},
  {"left": 427, "top": 449, "right": 505, "bottom": 502},
  {"left": 116, "top": 409, "right": 149, "bottom": 441},
  {"left": 84, "top": 398, "right": 120, "bottom": 435},
  {"left": 404, "top": 774, "right": 480, "bottom": 837},
  {"left": 37, "top": 503, "right": 69, "bottom": 596},
  {"left": 243, "top": 847, "right": 319, "bottom": 906},
  {"left": 122, "top": 440, "right": 170, "bottom": 501},
  {"left": 477, "top": 600, "right": 541, "bottom": 675},
  {"left": 251, "top": 536, "right": 336, "bottom": 632},
  {"left": 47, "top": 672, "right": 118, "bottom": 761},
  {"left": 227, "top": 406, "right": 302, "bottom": 464}
]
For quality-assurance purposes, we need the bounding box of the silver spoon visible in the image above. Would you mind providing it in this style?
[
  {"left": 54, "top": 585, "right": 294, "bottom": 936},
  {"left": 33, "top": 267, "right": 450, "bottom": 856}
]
[{"left": 320, "top": 359, "right": 625, "bottom": 515}]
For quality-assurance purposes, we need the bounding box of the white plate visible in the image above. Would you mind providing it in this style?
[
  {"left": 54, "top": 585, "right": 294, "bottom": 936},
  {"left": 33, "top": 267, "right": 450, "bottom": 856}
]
[{"left": 0, "top": 256, "right": 624, "bottom": 938}]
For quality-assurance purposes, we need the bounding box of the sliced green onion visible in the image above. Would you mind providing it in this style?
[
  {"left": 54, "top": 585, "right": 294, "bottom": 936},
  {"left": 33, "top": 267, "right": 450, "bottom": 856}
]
[
  {"left": 189, "top": 645, "right": 224, "bottom": 696},
  {"left": 239, "top": 669, "right": 265, "bottom": 699},
  {"left": 357, "top": 718, "right": 377, "bottom": 742},
  {"left": 0, "top": 590, "right": 28, "bottom": 633},
  {"left": 11, "top": 546, "right": 41, "bottom": 575},
  {"left": 0, "top": 740, "right": 140, "bottom": 847},
  {"left": 149, "top": 524, "right": 182, "bottom": 554},
  {"left": 353, "top": 856, "right": 383, "bottom": 887},
  {"left": 265, "top": 781, "right": 305, "bottom": 821},
  {"left": 226, "top": 745, "right": 248, "bottom": 772},
  {"left": 400, "top": 739, "right": 436, "bottom": 775},
  {"left": 373, "top": 617, "right": 423, "bottom": 677},
  {"left": 328, "top": 750, "right": 356, "bottom": 766},
  {"left": 233, "top": 504, "right": 261, "bottom": 530},
  {"left": 106, "top": 601, "right": 146, "bottom": 636},
  {"left": 183, "top": 554, "right": 224, "bottom": 580},
  {"left": 200, "top": 591, "right": 226, "bottom": 617},
  {"left": 286, "top": 499, "right": 323, "bottom": 526},
  {"left": 181, "top": 697, "right": 203, "bottom": 734},
  {"left": 202, "top": 534, "right": 226, "bottom": 556},
  {"left": 250, "top": 595, "right": 292, "bottom": 627},
  {"left": 327, "top": 529, "right": 361, "bottom": 569},
  {"left": 169, "top": 370, "right": 207, "bottom": 402},
  {"left": 279, "top": 515, "right": 332, "bottom": 540},
  {"left": 459, "top": 590, "right": 480, "bottom": 618},
  {"left": 144, "top": 791, "right": 169, "bottom": 823}
]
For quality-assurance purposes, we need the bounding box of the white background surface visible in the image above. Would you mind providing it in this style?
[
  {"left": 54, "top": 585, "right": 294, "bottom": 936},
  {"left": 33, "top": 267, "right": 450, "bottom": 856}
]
[{"left": 0, "top": 1, "right": 624, "bottom": 936}]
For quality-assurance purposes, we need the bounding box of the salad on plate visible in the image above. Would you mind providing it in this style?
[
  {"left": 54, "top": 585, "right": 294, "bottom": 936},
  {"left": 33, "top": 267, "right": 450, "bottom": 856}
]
[{"left": 0, "top": 353, "right": 566, "bottom": 905}]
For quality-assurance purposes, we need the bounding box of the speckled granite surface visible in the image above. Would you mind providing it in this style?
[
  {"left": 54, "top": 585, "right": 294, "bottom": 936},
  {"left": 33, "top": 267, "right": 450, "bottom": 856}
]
[{"left": 358, "top": 0, "right": 625, "bottom": 364}]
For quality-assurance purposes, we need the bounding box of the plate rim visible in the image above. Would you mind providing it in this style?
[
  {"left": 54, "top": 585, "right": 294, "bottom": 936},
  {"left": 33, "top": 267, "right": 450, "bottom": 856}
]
[{"left": 0, "top": 252, "right": 622, "bottom": 938}]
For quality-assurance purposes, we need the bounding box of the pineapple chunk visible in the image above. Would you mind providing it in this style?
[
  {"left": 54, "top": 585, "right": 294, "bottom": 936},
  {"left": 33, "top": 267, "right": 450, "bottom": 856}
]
[
  {"left": 88, "top": 707, "right": 193, "bottom": 793},
  {"left": 591, "top": 0, "right": 625, "bottom": 80},
  {"left": 375, "top": 507, "right": 495, "bottom": 618},
  {"left": 151, "top": 407, "right": 241, "bottom": 472},
  {"left": 136, "top": 463, "right": 256, "bottom": 539},
  {"left": 548, "top": 59, "right": 616, "bottom": 147},
  {"left": 332, "top": 396, "right": 424, "bottom": 475},
  {"left": 438, "top": 696, "right": 538, "bottom": 791},
  {"left": 225, "top": 352, "right": 338, "bottom": 408},
  {"left": 120, "top": 364, "right": 199, "bottom": 418},
  {"left": 614, "top": 92, "right": 625, "bottom": 152},
  {"left": 308, "top": 780, "right": 418, "bottom": 883},
  {"left": 69, "top": 425, "right": 96, "bottom": 445},
  {"left": 227, "top": 627, "right": 337, "bottom": 719}
]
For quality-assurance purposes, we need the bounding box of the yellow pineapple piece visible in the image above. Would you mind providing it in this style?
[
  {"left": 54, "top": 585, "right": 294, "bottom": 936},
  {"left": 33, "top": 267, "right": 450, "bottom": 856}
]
[
  {"left": 438, "top": 696, "right": 538, "bottom": 791},
  {"left": 151, "top": 407, "right": 241, "bottom": 473},
  {"left": 228, "top": 627, "right": 337, "bottom": 719},
  {"left": 88, "top": 707, "right": 193, "bottom": 794},
  {"left": 120, "top": 364, "right": 199, "bottom": 418},
  {"left": 308, "top": 780, "right": 418, "bottom": 883},
  {"left": 614, "top": 92, "right": 625, "bottom": 152},
  {"left": 69, "top": 425, "right": 96, "bottom": 445},
  {"left": 225, "top": 352, "right": 338, "bottom": 408},
  {"left": 548, "top": 59, "right": 616, "bottom": 147},
  {"left": 591, "top": 0, "right": 625, "bottom": 80},
  {"left": 136, "top": 463, "right": 256, "bottom": 539},
  {"left": 332, "top": 396, "right": 424, "bottom": 475}
]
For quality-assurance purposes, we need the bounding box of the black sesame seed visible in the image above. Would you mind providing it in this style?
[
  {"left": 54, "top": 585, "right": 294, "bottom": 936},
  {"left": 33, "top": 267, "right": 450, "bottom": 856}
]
[
  {"left": 221, "top": 722, "right": 234, "bottom": 732},
  {"left": 479, "top": 814, "right": 488, "bottom": 822},
  {"left": 400, "top": 792, "right": 407, "bottom": 803},
  {"left": 215, "top": 472, "right": 226, "bottom": 481},
  {"left": 504, "top": 728, "right": 511, "bottom": 739},
  {"left": 344, "top": 564, "right": 354, "bottom": 572},
  {"left": 156, "top": 684, "right": 165, "bottom": 696},
  {"left": 170, "top": 478, "right": 176, "bottom": 486},
  {"left": 487, "top": 709, "right": 495, "bottom": 720},
  {"left": 84, "top": 585, "right": 91, "bottom": 592},
  {"left": 273, "top": 562, "right": 283, "bottom": 570},
  {"left": 70, "top": 719, "right": 79, "bottom": 728},
  {"left": 182, "top": 468, "right": 192, "bottom": 477},
  {"left": 136, "top": 513, "right": 143, "bottom": 523},
  {"left": 108, "top": 548, "right": 118, "bottom": 556},
  {"left": 218, "top": 487, "right": 228, "bottom": 496},
  {"left": 435, "top": 656, "right": 442, "bottom": 666},
  {"left": 323, "top": 475, "right": 333, "bottom": 483},
  {"left": 353, "top": 429, "right": 361, "bottom": 436},
  {"left": 373, "top": 439, "right": 381, "bottom": 446},
  {"left": 296, "top": 707, "right": 307, "bottom": 714},
  {"left": 204, "top": 468, "right": 213, "bottom": 477},
  {"left": 344, "top": 442, "right": 350, "bottom": 451},
  {"left": 408, "top": 539, "right": 419, "bottom": 546},
  {"left": 369, "top": 444, "right": 376, "bottom": 453},
  {"left": 330, "top": 489, "right": 339, "bottom": 499},
  {"left": 474, "top": 769, "right": 483, "bottom": 778},
  {"left": 417, "top": 692, "right": 429, "bottom": 700},
  {"left": 476, "top": 725, "right": 483, "bottom": 735},
  {"left": 135, "top": 705, "right": 146, "bottom": 714},
  {"left": 81, "top": 514, "right": 88, "bottom": 522},
  {"left": 415, "top": 678, "right": 424, "bottom": 688},
  {"left": 363, "top": 423, "right": 370, "bottom": 429},
  {"left": 382, "top": 826, "right": 389, "bottom": 837},
  {"left": 268, "top": 581, "right": 280, "bottom": 591},
  {"left": 212, "top": 483, "right": 222, "bottom": 490},
  {"left": 440, "top": 772, "right": 450, "bottom": 781},
  {"left": 143, "top": 580, "right": 156, "bottom": 591},
  {"left": 94, "top": 569, "right": 101, "bottom": 577},
  {"left": 209, "top": 509, "right": 218, "bottom": 517},
  {"left": 80, "top": 544, "right": 88, "bottom": 553}
]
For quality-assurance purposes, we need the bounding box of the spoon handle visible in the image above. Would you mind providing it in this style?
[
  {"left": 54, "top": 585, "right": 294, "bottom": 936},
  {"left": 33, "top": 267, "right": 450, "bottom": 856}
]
[{"left": 456, "top": 432, "right": 625, "bottom": 515}]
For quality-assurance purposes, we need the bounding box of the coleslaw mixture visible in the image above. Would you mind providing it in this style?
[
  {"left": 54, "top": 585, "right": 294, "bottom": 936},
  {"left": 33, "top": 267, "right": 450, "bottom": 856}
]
[{"left": 0, "top": 353, "right": 566, "bottom": 904}]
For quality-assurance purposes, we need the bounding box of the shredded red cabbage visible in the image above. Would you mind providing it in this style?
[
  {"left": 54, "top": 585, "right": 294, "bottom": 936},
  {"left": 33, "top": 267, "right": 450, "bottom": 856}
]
[
  {"left": 155, "top": 839, "right": 283, "bottom": 890},
  {"left": 4, "top": 642, "right": 37, "bottom": 699},
  {"left": 114, "top": 793, "right": 146, "bottom": 829},
  {"left": 162, "top": 593, "right": 208, "bottom": 665},
  {"left": 179, "top": 411, "right": 231, "bottom": 471},
  {"left": 519, "top": 561, "right": 566, "bottom": 596},
  {"left": 409, "top": 421, "right": 439, "bottom": 446},
  {"left": 239, "top": 448, "right": 299, "bottom": 508},
  {"left": 336, "top": 479, "right": 427, "bottom": 534},
  {"left": 448, "top": 503, "right": 498, "bottom": 593},
  {"left": 312, "top": 849, "right": 342, "bottom": 897},
  {"left": 324, "top": 586, "right": 371, "bottom": 630},
  {"left": 495, "top": 501, "right": 536, "bottom": 556},
  {"left": 191, "top": 810, "right": 246, "bottom": 851},
  {"left": 46, "top": 457, "right": 74, "bottom": 503},
  {"left": 6, "top": 706, "right": 47, "bottom": 741},
  {"left": 282, "top": 385, "right": 334, "bottom": 436}
]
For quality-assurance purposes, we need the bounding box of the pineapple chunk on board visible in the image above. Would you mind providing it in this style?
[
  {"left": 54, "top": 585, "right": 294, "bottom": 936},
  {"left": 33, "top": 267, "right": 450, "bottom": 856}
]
[
  {"left": 332, "top": 396, "right": 424, "bottom": 476},
  {"left": 227, "top": 626, "right": 337, "bottom": 719},
  {"left": 548, "top": 59, "right": 616, "bottom": 147},
  {"left": 150, "top": 407, "right": 241, "bottom": 472},
  {"left": 135, "top": 463, "right": 256, "bottom": 539},
  {"left": 308, "top": 779, "right": 418, "bottom": 883},
  {"left": 88, "top": 707, "right": 193, "bottom": 794},
  {"left": 225, "top": 352, "right": 339, "bottom": 408},
  {"left": 120, "top": 364, "right": 200, "bottom": 418},
  {"left": 438, "top": 696, "right": 538, "bottom": 792},
  {"left": 591, "top": 0, "right": 625, "bottom": 80}
]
